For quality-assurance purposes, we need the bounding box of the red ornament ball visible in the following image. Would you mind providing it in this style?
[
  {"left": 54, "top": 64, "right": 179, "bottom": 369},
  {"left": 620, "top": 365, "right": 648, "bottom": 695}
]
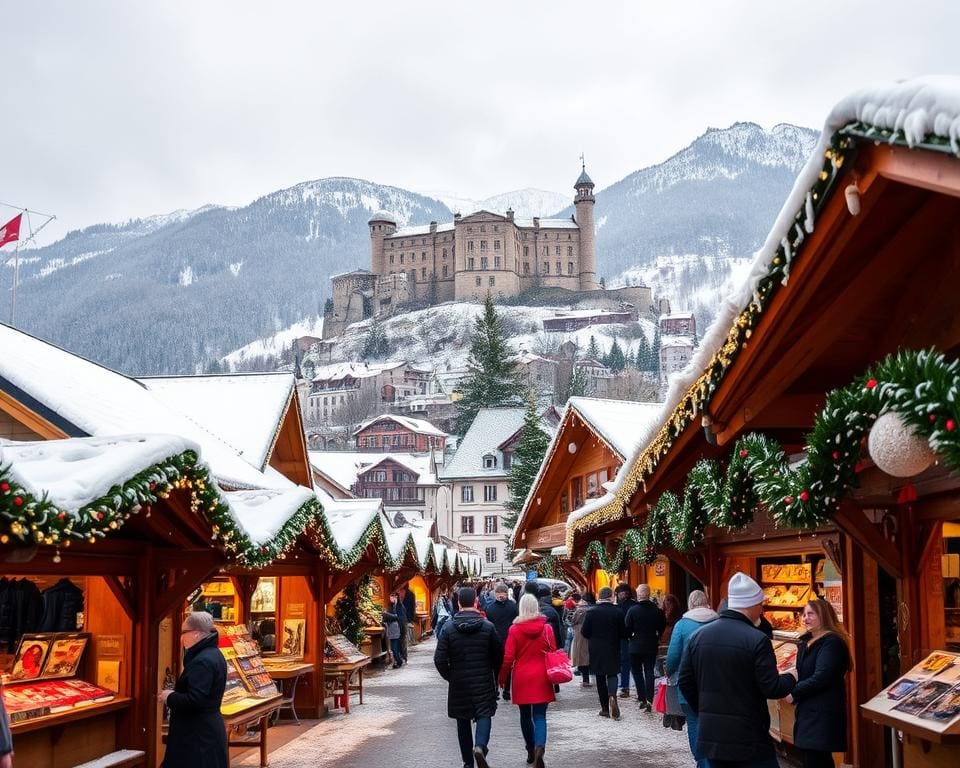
[
  {"left": 930, "top": 414, "right": 938, "bottom": 422},
  {"left": 948, "top": 419, "right": 956, "bottom": 432},
  {"left": 58, "top": 512, "right": 66, "bottom": 520},
  {"left": 0, "top": 482, "right": 8, "bottom": 492},
  {"left": 13, "top": 496, "right": 23, "bottom": 506},
  {"left": 866, "top": 379, "right": 878, "bottom": 390},
  {"left": 800, "top": 491, "right": 809, "bottom": 502},
  {"left": 832, "top": 451, "right": 839, "bottom": 460},
  {"left": 783, "top": 495, "right": 794, "bottom": 504},
  {"left": 740, "top": 449, "right": 748, "bottom": 459}
]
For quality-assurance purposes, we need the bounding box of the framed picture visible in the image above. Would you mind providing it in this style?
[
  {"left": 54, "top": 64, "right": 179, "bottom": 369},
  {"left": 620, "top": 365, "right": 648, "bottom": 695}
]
[
  {"left": 282, "top": 619, "right": 305, "bottom": 657},
  {"left": 10, "top": 635, "right": 51, "bottom": 681},
  {"left": 41, "top": 634, "right": 89, "bottom": 679}
]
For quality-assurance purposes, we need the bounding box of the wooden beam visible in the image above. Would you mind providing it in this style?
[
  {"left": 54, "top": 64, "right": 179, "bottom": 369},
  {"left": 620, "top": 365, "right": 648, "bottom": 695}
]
[
  {"left": 916, "top": 520, "right": 944, "bottom": 579},
  {"left": 833, "top": 501, "right": 902, "bottom": 579},
  {"left": 103, "top": 574, "right": 137, "bottom": 621},
  {"left": 153, "top": 550, "right": 223, "bottom": 620},
  {"left": 662, "top": 547, "right": 707, "bottom": 585},
  {"left": 0, "top": 389, "right": 70, "bottom": 439},
  {"left": 874, "top": 142, "right": 960, "bottom": 198}
]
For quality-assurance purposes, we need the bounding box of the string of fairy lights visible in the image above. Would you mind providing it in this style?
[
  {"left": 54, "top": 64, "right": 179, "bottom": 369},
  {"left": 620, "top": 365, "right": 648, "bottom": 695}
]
[
  {"left": 579, "top": 349, "right": 960, "bottom": 572},
  {"left": 0, "top": 449, "right": 477, "bottom": 576}
]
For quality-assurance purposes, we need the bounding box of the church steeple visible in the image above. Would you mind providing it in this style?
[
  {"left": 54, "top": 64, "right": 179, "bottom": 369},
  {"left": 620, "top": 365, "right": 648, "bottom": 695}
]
[
  {"left": 574, "top": 157, "right": 598, "bottom": 290},
  {"left": 575, "top": 155, "right": 595, "bottom": 201}
]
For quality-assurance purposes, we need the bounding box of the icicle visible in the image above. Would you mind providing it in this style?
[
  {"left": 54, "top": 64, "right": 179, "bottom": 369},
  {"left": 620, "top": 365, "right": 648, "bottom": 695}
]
[
  {"left": 804, "top": 192, "right": 815, "bottom": 234},
  {"left": 793, "top": 222, "right": 805, "bottom": 247}
]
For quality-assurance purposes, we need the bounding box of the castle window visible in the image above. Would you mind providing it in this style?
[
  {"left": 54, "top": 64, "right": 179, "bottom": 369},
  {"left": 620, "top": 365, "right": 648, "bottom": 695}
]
[
  {"left": 523, "top": 245, "right": 529, "bottom": 257},
  {"left": 468, "top": 257, "right": 475, "bottom": 269},
  {"left": 568, "top": 233, "right": 572, "bottom": 240},
  {"left": 400, "top": 254, "right": 404, "bottom": 264},
  {"left": 555, "top": 246, "right": 561, "bottom": 256},
  {"left": 422, "top": 238, "right": 426, "bottom": 245},
  {"left": 567, "top": 246, "right": 573, "bottom": 257},
  {"left": 568, "top": 262, "right": 574, "bottom": 275},
  {"left": 489, "top": 276, "right": 495, "bottom": 286},
  {"left": 467, "top": 227, "right": 473, "bottom": 233},
  {"left": 556, "top": 261, "right": 561, "bottom": 275},
  {"left": 422, "top": 252, "right": 426, "bottom": 261},
  {"left": 480, "top": 225, "right": 485, "bottom": 233},
  {"left": 494, "top": 256, "right": 501, "bottom": 269},
  {"left": 442, "top": 249, "right": 447, "bottom": 258},
  {"left": 442, "top": 265, "right": 448, "bottom": 277},
  {"left": 468, "top": 241, "right": 474, "bottom": 251},
  {"left": 475, "top": 276, "right": 481, "bottom": 286},
  {"left": 493, "top": 225, "right": 499, "bottom": 232},
  {"left": 421, "top": 267, "right": 427, "bottom": 279},
  {"left": 523, "top": 262, "right": 530, "bottom": 274},
  {"left": 390, "top": 242, "right": 394, "bottom": 247},
  {"left": 494, "top": 239, "right": 501, "bottom": 250},
  {"left": 480, "top": 240, "right": 487, "bottom": 250},
  {"left": 542, "top": 246, "right": 548, "bottom": 256},
  {"left": 480, "top": 257, "right": 488, "bottom": 270},
  {"left": 390, "top": 254, "right": 395, "bottom": 264},
  {"left": 543, "top": 261, "right": 549, "bottom": 274}
]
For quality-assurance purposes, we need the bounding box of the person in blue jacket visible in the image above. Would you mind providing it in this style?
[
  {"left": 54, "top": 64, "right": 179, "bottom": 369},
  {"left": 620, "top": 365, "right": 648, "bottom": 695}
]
[{"left": 665, "top": 590, "right": 718, "bottom": 768}]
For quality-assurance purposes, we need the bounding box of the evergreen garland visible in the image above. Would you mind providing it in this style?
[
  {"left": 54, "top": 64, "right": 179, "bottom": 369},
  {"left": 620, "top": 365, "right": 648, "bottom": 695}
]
[
  {"left": 580, "top": 349, "right": 960, "bottom": 570},
  {"left": 335, "top": 580, "right": 367, "bottom": 647}
]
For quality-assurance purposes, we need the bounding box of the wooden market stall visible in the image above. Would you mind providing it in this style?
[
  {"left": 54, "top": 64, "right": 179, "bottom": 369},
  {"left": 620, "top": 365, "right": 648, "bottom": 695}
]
[{"left": 567, "top": 78, "right": 960, "bottom": 767}]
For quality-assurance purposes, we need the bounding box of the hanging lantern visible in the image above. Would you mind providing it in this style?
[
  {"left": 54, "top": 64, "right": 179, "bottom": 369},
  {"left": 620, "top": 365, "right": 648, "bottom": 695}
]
[{"left": 868, "top": 412, "right": 935, "bottom": 477}]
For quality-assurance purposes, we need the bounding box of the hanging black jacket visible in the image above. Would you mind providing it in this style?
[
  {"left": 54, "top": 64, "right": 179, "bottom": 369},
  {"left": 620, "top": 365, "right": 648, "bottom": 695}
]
[
  {"left": 537, "top": 597, "right": 563, "bottom": 648},
  {"left": 678, "top": 609, "right": 795, "bottom": 763},
  {"left": 162, "top": 631, "right": 228, "bottom": 768},
  {"left": 792, "top": 632, "right": 850, "bottom": 752},
  {"left": 40, "top": 578, "right": 84, "bottom": 632},
  {"left": 0, "top": 578, "right": 43, "bottom": 652},
  {"left": 624, "top": 599, "right": 666, "bottom": 655},
  {"left": 580, "top": 601, "right": 626, "bottom": 676},
  {"left": 434, "top": 610, "right": 502, "bottom": 720},
  {"left": 485, "top": 598, "right": 519, "bottom": 646}
]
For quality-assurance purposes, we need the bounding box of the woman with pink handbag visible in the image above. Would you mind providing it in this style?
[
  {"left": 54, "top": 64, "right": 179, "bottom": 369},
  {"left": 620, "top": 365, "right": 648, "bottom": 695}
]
[{"left": 499, "top": 594, "right": 559, "bottom": 768}]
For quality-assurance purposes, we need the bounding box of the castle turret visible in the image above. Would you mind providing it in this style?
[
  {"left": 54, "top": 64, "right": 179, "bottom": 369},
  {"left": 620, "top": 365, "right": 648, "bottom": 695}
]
[
  {"left": 574, "top": 164, "right": 599, "bottom": 291},
  {"left": 368, "top": 210, "right": 397, "bottom": 277}
]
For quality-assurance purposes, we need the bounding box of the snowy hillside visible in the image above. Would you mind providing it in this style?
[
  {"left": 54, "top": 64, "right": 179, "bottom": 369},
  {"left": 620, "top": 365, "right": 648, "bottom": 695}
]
[
  {"left": 423, "top": 188, "right": 569, "bottom": 219},
  {"left": 258, "top": 303, "right": 656, "bottom": 374},
  {"left": 220, "top": 315, "right": 325, "bottom": 372}
]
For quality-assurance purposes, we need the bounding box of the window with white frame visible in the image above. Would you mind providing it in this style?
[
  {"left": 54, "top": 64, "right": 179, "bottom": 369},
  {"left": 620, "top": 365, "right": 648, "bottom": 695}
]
[
  {"left": 484, "top": 485, "right": 497, "bottom": 502},
  {"left": 462, "top": 485, "right": 474, "bottom": 502},
  {"left": 462, "top": 516, "right": 475, "bottom": 534},
  {"left": 484, "top": 515, "right": 498, "bottom": 534},
  {"left": 485, "top": 546, "right": 497, "bottom": 564}
]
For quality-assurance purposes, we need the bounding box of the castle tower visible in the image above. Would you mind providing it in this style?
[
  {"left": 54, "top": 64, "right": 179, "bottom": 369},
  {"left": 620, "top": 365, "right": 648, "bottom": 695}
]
[
  {"left": 574, "top": 163, "right": 599, "bottom": 291},
  {"left": 368, "top": 210, "right": 397, "bottom": 277}
]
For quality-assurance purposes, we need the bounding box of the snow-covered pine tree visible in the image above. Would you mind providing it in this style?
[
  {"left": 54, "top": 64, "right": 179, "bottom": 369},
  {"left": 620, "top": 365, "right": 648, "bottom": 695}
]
[
  {"left": 566, "top": 363, "right": 588, "bottom": 400},
  {"left": 635, "top": 333, "right": 651, "bottom": 371},
  {"left": 586, "top": 334, "right": 601, "bottom": 362},
  {"left": 454, "top": 293, "right": 520, "bottom": 435},
  {"left": 608, "top": 338, "right": 626, "bottom": 373},
  {"left": 503, "top": 391, "right": 552, "bottom": 531},
  {"left": 651, "top": 325, "right": 662, "bottom": 379},
  {"left": 361, "top": 319, "right": 390, "bottom": 360}
]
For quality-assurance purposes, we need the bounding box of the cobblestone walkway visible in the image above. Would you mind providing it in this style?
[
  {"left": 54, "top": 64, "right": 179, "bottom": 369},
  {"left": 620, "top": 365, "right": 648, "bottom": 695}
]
[{"left": 240, "top": 636, "right": 699, "bottom": 768}]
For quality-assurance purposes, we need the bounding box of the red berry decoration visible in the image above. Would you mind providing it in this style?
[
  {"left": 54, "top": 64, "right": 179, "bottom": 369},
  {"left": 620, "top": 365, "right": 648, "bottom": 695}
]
[
  {"left": 740, "top": 449, "right": 748, "bottom": 459},
  {"left": 948, "top": 419, "right": 956, "bottom": 432},
  {"left": 832, "top": 451, "right": 839, "bottom": 460},
  {"left": 866, "top": 379, "right": 878, "bottom": 390},
  {"left": 930, "top": 414, "right": 937, "bottom": 422},
  {"left": 58, "top": 512, "right": 66, "bottom": 520},
  {"left": 783, "top": 496, "right": 794, "bottom": 504},
  {"left": 13, "top": 496, "right": 23, "bottom": 506},
  {"left": 0, "top": 482, "right": 8, "bottom": 492},
  {"left": 800, "top": 491, "right": 809, "bottom": 502}
]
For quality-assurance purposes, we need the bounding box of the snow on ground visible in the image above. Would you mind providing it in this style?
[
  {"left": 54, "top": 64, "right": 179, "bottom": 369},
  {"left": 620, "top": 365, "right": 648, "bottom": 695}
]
[
  {"left": 311, "top": 302, "right": 656, "bottom": 372},
  {"left": 237, "top": 636, "right": 695, "bottom": 768},
  {"left": 222, "top": 315, "right": 324, "bottom": 370}
]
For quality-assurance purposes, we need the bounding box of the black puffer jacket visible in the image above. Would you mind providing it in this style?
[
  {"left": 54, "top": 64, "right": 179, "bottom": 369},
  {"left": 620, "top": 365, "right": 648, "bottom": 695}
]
[
  {"left": 434, "top": 610, "right": 503, "bottom": 719},
  {"left": 624, "top": 599, "right": 666, "bottom": 655},
  {"left": 537, "top": 598, "right": 563, "bottom": 648},
  {"left": 485, "top": 598, "right": 519, "bottom": 646},
  {"left": 162, "top": 631, "right": 228, "bottom": 768},
  {"left": 678, "top": 610, "right": 795, "bottom": 763},
  {"left": 580, "top": 601, "right": 625, "bottom": 675},
  {"left": 792, "top": 632, "right": 850, "bottom": 752}
]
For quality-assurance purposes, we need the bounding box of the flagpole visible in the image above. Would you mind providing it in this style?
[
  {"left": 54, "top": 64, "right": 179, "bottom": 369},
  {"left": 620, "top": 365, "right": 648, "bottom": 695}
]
[{"left": 10, "top": 240, "right": 19, "bottom": 326}]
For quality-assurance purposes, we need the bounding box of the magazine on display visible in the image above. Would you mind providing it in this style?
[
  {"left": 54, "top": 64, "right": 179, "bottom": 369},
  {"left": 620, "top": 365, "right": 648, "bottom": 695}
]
[{"left": 863, "top": 650, "right": 960, "bottom": 735}]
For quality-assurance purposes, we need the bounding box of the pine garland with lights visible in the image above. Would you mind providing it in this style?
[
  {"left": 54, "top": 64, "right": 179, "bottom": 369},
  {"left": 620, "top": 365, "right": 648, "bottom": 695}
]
[
  {"left": 536, "top": 554, "right": 557, "bottom": 578},
  {"left": 569, "top": 130, "right": 858, "bottom": 549},
  {"left": 579, "top": 348, "right": 960, "bottom": 569}
]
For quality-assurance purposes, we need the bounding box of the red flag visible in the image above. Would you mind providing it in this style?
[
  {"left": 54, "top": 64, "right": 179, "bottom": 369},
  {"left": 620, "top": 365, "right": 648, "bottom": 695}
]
[{"left": 0, "top": 214, "right": 22, "bottom": 248}]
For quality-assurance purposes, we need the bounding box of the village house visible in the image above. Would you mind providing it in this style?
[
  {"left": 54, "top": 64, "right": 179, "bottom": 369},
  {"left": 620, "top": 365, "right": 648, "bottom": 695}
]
[
  {"left": 305, "top": 360, "right": 428, "bottom": 424},
  {"left": 512, "top": 351, "right": 560, "bottom": 397},
  {"left": 573, "top": 357, "right": 614, "bottom": 397},
  {"left": 353, "top": 413, "right": 447, "bottom": 453},
  {"left": 541, "top": 307, "right": 638, "bottom": 332}
]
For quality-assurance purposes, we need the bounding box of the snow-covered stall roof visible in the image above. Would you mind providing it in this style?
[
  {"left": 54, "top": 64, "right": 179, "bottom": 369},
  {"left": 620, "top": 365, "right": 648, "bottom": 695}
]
[
  {"left": 308, "top": 450, "right": 369, "bottom": 492},
  {"left": 313, "top": 485, "right": 383, "bottom": 555},
  {"left": 225, "top": 485, "right": 315, "bottom": 547},
  {"left": 353, "top": 414, "right": 446, "bottom": 438},
  {"left": 567, "top": 75, "right": 960, "bottom": 546},
  {"left": 141, "top": 373, "right": 295, "bottom": 470},
  {"left": 0, "top": 324, "right": 290, "bottom": 491},
  {"left": 0, "top": 434, "right": 196, "bottom": 512}
]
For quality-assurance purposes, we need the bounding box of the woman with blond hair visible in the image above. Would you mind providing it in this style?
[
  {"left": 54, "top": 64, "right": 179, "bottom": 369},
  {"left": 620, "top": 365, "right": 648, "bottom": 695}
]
[
  {"left": 499, "top": 593, "right": 556, "bottom": 768},
  {"left": 787, "top": 598, "right": 851, "bottom": 768}
]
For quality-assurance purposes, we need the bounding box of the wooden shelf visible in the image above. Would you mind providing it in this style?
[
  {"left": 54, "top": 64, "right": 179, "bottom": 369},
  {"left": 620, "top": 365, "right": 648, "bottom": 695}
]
[{"left": 10, "top": 697, "right": 132, "bottom": 735}]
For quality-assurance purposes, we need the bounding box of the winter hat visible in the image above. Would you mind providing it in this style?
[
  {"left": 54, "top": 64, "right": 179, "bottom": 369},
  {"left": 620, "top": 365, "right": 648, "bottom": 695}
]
[
  {"left": 726, "top": 572, "right": 764, "bottom": 609},
  {"left": 598, "top": 586, "right": 614, "bottom": 601}
]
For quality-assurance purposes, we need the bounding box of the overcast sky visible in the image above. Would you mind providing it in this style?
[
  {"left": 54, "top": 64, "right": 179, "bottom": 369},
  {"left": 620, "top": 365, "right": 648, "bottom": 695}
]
[{"left": 3, "top": 1, "right": 957, "bottom": 244}]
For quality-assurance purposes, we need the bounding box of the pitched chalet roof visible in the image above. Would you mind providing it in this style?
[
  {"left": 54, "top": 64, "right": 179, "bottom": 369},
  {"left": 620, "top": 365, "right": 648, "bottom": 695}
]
[
  {"left": 311, "top": 360, "right": 406, "bottom": 383},
  {"left": 353, "top": 413, "right": 446, "bottom": 438},
  {"left": 141, "top": 373, "right": 295, "bottom": 470},
  {"left": 439, "top": 408, "right": 526, "bottom": 480},
  {"left": 567, "top": 75, "right": 960, "bottom": 545},
  {"left": 0, "top": 324, "right": 289, "bottom": 490},
  {"left": 308, "top": 450, "right": 440, "bottom": 489}
]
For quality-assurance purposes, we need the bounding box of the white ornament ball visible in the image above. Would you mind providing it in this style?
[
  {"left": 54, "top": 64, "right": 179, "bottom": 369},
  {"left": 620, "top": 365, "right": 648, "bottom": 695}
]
[{"left": 868, "top": 412, "right": 935, "bottom": 477}]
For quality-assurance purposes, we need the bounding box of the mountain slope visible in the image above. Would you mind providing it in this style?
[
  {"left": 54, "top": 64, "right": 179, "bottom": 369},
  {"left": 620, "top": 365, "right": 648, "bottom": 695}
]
[
  {"left": 423, "top": 187, "right": 569, "bottom": 219},
  {"left": 1, "top": 179, "right": 451, "bottom": 374}
]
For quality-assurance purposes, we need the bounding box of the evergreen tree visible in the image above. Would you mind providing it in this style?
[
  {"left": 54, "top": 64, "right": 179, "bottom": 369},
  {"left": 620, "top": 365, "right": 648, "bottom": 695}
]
[
  {"left": 454, "top": 293, "right": 519, "bottom": 435},
  {"left": 566, "top": 364, "right": 588, "bottom": 399},
  {"left": 586, "top": 334, "right": 601, "bottom": 363},
  {"left": 504, "top": 391, "right": 552, "bottom": 531},
  {"left": 635, "top": 334, "right": 651, "bottom": 371},
  {"left": 651, "top": 324, "right": 662, "bottom": 380},
  {"left": 608, "top": 338, "right": 626, "bottom": 373},
  {"left": 361, "top": 319, "right": 390, "bottom": 360}
]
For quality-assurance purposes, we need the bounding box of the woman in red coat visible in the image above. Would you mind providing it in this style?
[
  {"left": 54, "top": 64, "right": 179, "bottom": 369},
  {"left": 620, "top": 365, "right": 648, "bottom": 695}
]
[{"left": 499, "top": 593, "right": 556, "bottom": 768}]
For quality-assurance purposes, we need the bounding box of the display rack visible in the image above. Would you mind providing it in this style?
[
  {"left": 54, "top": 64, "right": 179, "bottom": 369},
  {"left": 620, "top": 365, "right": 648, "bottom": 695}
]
[{"left": 760, "top": 561, "right": 816, "bottom": 634}]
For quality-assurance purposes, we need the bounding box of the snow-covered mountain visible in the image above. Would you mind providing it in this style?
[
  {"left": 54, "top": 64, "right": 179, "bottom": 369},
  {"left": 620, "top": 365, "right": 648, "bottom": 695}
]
[
  {"left": 2, "top": 122, "right": 816, "bottom": 376},
  {"left": 423, "top": 188, "right": 569, "bottom": 219}
]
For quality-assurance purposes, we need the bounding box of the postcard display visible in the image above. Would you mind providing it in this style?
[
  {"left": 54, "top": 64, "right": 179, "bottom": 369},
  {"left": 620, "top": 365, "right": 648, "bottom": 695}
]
[
  {"left": 2, "top": 632, "right": 116, "bottom": 723},
  {"left": 217, "top": 624, "right": 279, "bottom": 715}
]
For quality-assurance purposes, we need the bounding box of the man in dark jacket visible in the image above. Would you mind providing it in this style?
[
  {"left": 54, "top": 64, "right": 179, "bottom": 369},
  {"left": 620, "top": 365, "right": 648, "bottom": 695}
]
[
  {"left": 485, "top": 582, "right": 519, "bottom": 700},
  {"left": 434, "top": 587, "right": 503, "bottom": 768},
  {"left": 624, "top": 583, "right": 665, "bottom": 710},
  {"left": 580, "top": 586, "right": 626, "bottom": 721},
  {"left": 679, "top": 573, "right": 795, "bottom": 767},
  {"left": 614, "top": 582, "right": 637, "bottom": 698},
  {"left": 160, "top": 612, "right": 228, "bottom": 768},
  {"left": 401, "top": 584, "right": 417, "bottom": 647},
  {"left": 535, "top": 584, "right": 563, "bottom": 648}
]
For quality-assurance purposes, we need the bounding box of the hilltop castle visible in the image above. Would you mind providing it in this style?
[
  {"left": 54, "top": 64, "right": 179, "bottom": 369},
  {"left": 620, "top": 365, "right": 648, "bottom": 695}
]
[{"left": 326, "top": 167, "right": 599, "bottom": 336}]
